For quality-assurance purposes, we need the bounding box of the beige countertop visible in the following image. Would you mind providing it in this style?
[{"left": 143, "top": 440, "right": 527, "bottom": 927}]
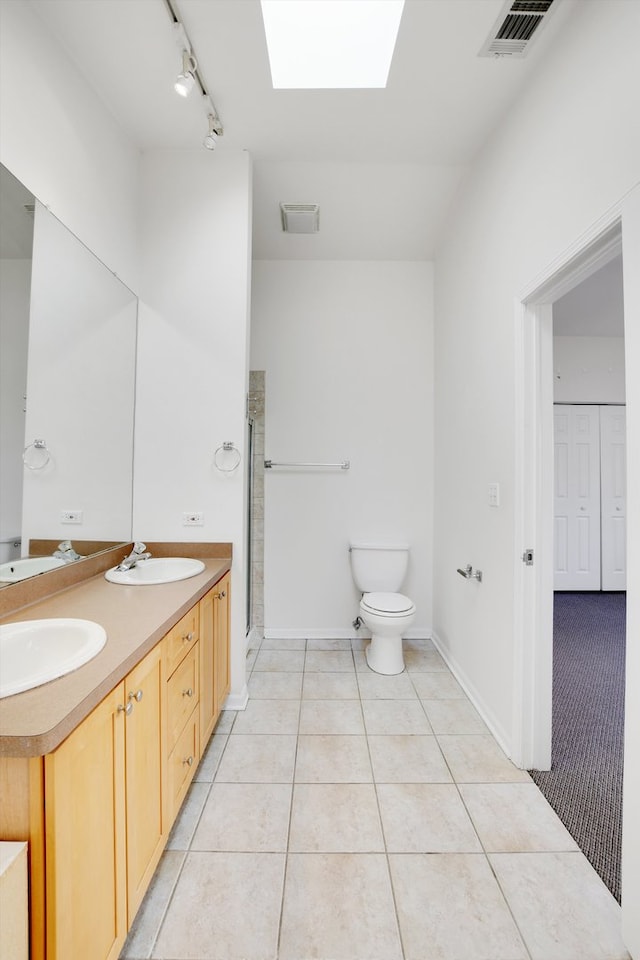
[{"left": 0, "top": 553, "right": 231, "bottom": 758}]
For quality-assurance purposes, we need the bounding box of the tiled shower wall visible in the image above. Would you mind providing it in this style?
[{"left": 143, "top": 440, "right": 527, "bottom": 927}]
[{"left": 249, "top": 371, "right": 265, "bottom": 634}]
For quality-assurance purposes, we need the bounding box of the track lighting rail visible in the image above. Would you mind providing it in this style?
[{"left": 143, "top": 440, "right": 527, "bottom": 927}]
[{"left": 162, "top": 0, "right": 224, "bottom": 139}]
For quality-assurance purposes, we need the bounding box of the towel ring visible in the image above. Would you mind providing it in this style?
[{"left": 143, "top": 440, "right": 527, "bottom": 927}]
[
  {"left": 214, "top": 441, "right": 241, "bottom": 473},
  {"left": 23, "top": 439, "right": 51, "bottom": 471}
]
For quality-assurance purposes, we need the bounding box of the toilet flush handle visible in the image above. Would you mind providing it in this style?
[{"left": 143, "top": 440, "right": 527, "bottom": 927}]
[{"left": 457, "top": 564, "right": 483, "bottom": 583}]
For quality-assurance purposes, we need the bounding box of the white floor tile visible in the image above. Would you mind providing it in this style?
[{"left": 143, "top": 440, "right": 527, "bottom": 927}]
[
  {"left": 279, "top": 853, "right": 403, "bottom": 960},
  {"left": 231, "top": 698, "right": 300, "bottom": 735},
  {"left": 191, "top": 782, "right": 292, "bottom": 852},
  {"left": 389, "top": 853, "right": 529, "bottom": 960},
  {"left": 302, "top": 671, "right": 360, "bottom": 699},
  {"left": 152, "top": 852, "right": 285, "bottom": 960},
  {"left": 305, "top": 649, "right": 356, "bottom": 672},
  {"left": 489, "top": 851, "right": 629, "bottom": 960},
  {"left": 295, "top": 734, "right": 373, "bottom": 782},
  {"left": 124, "top": 632, "right": 625, "bottom": 960},
  {"left": 368, "top": 734, "right": 452, "bottom": 783},
  {"left": 459, "top": 782, "right": 579, "bottom": 852},
  {"left": 357, "top": 671, "right": 418, "bottom": 699},
  {"left": 362, "top": 698, "right": 432, "bottom": 735},
  {"left": 299, "top": 698, "right": 365, "bottom": 735},
  {"left": 437, "top": 735, "right": 531, "bottom": 783},
  {"left": 215, "top": 734, "right": 297, "bottom": 783},
  {"left": 289, "top": 783, "right": 384, "bottom": 852},
  {"left": 377, "top": 783, "right": 482, "bottom": 853},
  {"left": 248, "top": 671, "right": 303, "bottom": 699},
  {"left": 423, "top": 698, "right": 488, "bottom": 734}
]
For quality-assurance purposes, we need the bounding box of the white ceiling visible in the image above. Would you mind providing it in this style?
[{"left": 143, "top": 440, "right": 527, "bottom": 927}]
[{"left": 28, "top": 0, "right": 577, "bottom": 258}]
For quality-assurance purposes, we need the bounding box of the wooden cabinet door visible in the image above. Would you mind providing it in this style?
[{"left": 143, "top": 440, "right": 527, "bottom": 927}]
[
  {"left": 199, "top": 588, "right": 216, "bottom": 753},
  {"left": 44, "top": 683, "right": 127, "bottom": 960},
  {"left": 124, "top": 643, "right": 165, "bottom": 923},
  {"left": 214, "top": 573, "right": 231, "bottom": 717}
]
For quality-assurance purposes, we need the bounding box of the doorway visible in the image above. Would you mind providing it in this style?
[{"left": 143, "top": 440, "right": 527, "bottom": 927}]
[
  {"left": 514, "top": 216, "right": 623, "bottom": 771},
  {"left": 514, "top": 216, "right": 626, "bottom": 898}
]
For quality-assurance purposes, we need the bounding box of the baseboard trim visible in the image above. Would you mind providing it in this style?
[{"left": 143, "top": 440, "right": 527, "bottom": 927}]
[
  {"left": 263, "top": 625, "right": 432, "bottom": 641},
  {"left": 430, "top": 629, "right": 512, "bottom": 760},
  {"left": 223, "top": 684, "right": 249, "bottom": 711}
]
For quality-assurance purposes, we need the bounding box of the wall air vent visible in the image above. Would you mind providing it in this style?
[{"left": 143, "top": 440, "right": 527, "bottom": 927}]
[
  {"left": 280, "top": 203, "right": 319, "bottom": 234},
  {"left": 479, "top": 0, "right": 558, "bottom": 58}
]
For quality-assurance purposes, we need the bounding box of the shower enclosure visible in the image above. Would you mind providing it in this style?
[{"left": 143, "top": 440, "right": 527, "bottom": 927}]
[{"left": 246, "top": 371, "right": 265, "bottom": 643}]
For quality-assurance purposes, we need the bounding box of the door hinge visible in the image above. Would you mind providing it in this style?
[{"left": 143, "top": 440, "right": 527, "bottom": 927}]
[{"left": 522, "top": 549, "right": 534, "bottom": 566}]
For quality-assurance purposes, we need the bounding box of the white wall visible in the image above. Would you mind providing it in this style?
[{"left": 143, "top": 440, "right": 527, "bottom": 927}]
[
  {"left": 251, "top": 260, "right": 433, "bottom": 637},
  {"left": 621, "top": 183, "right": 640, "bottom": 958},
  {"left": 553, "top": 336, "right": 625, "bottom": 403},
  {"left": 136, "top": 149, "right": 252, "bottom": 704},
  {"left": 0, "top": 0, "right": 139, "bottom": 289},
  {"left": 433, "top": 0, "right": 639, "bottom": 949},
  {"left": 0, "top": 259, "right": 30, "bottom": 544}
]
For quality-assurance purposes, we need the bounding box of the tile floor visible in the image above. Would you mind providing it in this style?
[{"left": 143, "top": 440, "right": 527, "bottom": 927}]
[{"left": 120, "top": 636, "right": 629, "bottom": 960}]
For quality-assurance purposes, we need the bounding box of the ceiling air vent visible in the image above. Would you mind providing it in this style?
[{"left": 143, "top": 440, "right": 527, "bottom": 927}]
[
  {"left": 479, "top": 0, "right": 558, "bottom": 58},
  {"left": 280, "top": 203, "right": 319, "bottom": 234}
]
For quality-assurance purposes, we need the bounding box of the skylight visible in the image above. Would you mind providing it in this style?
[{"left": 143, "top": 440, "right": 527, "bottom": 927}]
[{"left": 260, "top": 0, "right": 405, "bottom": 89}]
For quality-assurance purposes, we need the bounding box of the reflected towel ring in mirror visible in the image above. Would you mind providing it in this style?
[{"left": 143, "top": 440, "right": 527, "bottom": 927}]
[
  {"left": 23, "top": 439, "right": 51, "bottom": 470},
  {"left": 214, "top": 441, "right": 241, "bottom": 473}
]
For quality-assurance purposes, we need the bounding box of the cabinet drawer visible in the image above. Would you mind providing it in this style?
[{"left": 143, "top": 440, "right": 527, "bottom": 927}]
[
  {"left": 167, "top": 709, "right": 199, "bottom": 824},
  {"left": 164, "top": 608, "right": 199, "bottom": 677},
  {"left": 166, "top": 645, "right": 199, "bottom": 753}
]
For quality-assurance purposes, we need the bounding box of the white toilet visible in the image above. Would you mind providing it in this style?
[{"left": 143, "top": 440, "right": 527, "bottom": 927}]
[{"left": 349, "top": 542, "right": 416, "bottom": 675}]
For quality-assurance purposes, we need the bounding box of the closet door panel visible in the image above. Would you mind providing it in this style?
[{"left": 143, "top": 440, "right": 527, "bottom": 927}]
[
  {"left": 600, "top": 406, "right": 626, "bottom": 590},
  {"left": 553, "top": 405, "right": 601, "bottom": 590}
]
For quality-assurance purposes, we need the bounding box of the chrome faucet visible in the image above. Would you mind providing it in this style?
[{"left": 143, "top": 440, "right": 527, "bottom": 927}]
[
  {"left": 116, "top": 541, "right": 152, "bottom": 571},
  {"left": 53, "top": 540, "right": 83, "bottom": 562}
]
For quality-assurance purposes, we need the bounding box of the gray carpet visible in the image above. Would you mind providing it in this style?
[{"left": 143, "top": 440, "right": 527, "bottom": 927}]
[{"left": 529, "top": 591, "right": 625, "bottom": 903}]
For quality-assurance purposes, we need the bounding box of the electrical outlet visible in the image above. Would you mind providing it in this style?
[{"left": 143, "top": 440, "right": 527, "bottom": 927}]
[
  {"left": 182, "top": 512, "right": 204, "bottom": 526},
  {"left": 60, "top": 509, "right": 83, "bottom": 524},
  {"left": 488, "top": 483, "right": 500, "bottom": 508}
]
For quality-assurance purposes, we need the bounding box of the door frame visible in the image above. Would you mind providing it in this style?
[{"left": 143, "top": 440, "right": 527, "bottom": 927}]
[{"left": 512, "top": 211, "right": 622, "bottom": 771}]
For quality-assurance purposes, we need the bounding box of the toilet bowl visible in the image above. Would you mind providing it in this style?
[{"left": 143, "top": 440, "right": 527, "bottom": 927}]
[{"left": 350, "top": 543, "right": 416, "bottom": 676}]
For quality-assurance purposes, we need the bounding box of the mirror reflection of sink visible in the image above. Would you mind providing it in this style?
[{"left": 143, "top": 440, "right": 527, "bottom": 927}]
[
  {"left": 0, "top": 556, "right": 67, "bottom": 584},
  {"left": 104, "top": 557, "right": 205, "bottom": 586},
  {"left": 0, "top": 618, "right": 107, "bottom": 699}
]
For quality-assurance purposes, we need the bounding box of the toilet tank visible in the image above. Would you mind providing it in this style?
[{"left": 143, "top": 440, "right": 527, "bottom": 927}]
[{"left": 349, "top": 542, "right": 409, "bottom": 593}]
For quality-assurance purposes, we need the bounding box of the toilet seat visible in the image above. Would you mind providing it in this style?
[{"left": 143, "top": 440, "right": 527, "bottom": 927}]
[{"left": 361, "top": 592, "right": 415, "bottom": 616}]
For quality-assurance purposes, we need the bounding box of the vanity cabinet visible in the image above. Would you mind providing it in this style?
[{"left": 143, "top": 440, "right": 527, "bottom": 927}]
[
  {"left": 44, "top": 643, "right": 164, "bottom": 959},
  {"left": 0, "top": 567, "right": 231, "bottom": 960},
  {"left": 44, "top": 683, "right": 126, "bottom": 960},
  {"left": 199, "top": 573, "right": 231, "bottom": 754},
  {"left": 164, "top": 612, "right": 200, "bottom": 824}
]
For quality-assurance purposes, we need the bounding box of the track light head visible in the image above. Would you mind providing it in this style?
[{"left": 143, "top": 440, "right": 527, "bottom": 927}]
[
  {"left": 174, "top": 49, "right": 197, "bottom": 97},
  {"left": 203, "top": 115, "right": 219, "bottom": 150}
]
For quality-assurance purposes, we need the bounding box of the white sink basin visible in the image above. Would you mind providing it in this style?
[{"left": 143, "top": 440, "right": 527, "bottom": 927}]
[
  {"left": 104, "top": 557, "right": 205, "bottom": 585},
  {"left": 0, "top": 618, "right": 107, "bottom": 699},
  {"left": 0, "top": 556, "right": 66, "bottom": 583}
]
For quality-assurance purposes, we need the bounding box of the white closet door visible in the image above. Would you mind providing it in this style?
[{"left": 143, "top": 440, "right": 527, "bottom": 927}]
[
  {"left": 553, "top": 405, "right": 601, "bottom": 590},
  {"left": 600, "top": 405, "right": 626, "bottom": 590}
]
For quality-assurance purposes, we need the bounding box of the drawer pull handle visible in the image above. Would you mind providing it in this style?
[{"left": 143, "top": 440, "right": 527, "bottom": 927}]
[
  {"left": 183, "top": 755, "right": 194, "bottom": 767},
  {"left": 128, "top": 689, "right": 143, "bottom": 703},
  {"left": 183, "top": 687, "right": 194, "bottom": 698},
  {"left": 216, "top": 590, "right": 226, "bottom": 599},
  {"left": 117, "top": 702, "right": 133, "bottom": 716},
  {"left": 182, "top": 631, "right": 195, "bottom": 643}
]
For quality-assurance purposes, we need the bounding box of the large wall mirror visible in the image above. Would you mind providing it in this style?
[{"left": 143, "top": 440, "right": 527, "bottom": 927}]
[{"left": 0, "top": 163, "right": 137, "bottom": 588}]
